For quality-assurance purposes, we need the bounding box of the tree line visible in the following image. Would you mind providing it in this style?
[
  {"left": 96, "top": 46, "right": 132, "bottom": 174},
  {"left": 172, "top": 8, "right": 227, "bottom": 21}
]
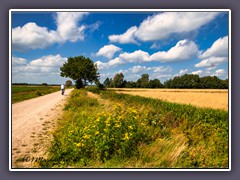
[{"left": 103, "top": 73, "right": 228, "bottom": 89}]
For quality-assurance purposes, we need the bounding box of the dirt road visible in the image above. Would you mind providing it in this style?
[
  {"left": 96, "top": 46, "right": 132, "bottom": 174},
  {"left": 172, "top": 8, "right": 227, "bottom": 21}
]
[{"left": 11, "top": 88, "right": 73, "bottom": 168}]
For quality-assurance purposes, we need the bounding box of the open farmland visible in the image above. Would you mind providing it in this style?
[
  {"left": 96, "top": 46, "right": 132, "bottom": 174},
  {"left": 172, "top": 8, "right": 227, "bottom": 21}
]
[
  {"left": 12, "top": 85, "right": 60, "bottom": 103},
  {"left": 112, "top": 88, "right": 228, "bottom": 111}
]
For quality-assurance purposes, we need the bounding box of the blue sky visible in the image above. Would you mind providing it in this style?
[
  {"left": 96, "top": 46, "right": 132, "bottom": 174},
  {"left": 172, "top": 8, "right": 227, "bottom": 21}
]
[{"left": 11, "top": 10, "right": 229, "bottom": 84}]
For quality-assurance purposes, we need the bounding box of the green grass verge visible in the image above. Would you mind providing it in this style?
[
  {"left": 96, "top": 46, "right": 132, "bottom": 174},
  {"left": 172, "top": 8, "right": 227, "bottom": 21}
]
[
  {"left": 12, "top": 85, "right": 60, "bottom": 103},
  {"left": 40, "top": 89, "right": 228, "bottom": 168}
]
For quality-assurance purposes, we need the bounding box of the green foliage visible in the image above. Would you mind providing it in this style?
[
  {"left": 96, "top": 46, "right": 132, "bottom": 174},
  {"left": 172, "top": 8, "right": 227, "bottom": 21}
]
[
  {"left": 86, "top": 86, "right": 101, "bottom": 94},
  {"left": 95, "top": 79, "right": 105, "bottom": 90},
  {"left": 103, "top": 78, "right": 110, "bottom": 87},
  {"left": 12, "top": 85, "right": 59, "bottom": 103},
  {"left": 65, "top": 80, "right": 72, "bottom": 88},
  {"left": 125, "top": 81, "right": 137, "bottom": 88},
  {"left": 164, "top": 74, "right": 228, "bottom": 89},
  {"left": 60, "top": 56, "right": 99, "bottom": 89},
  {"left": 104, "top": 73, "right": 227, "bottom": 89},
  {"left": 111, "top": 73, "right": 164, "bottom": 88},
  {"left": 138, "top": 74, "right": 149, "bottom": 88},
  {"left": 41, "top": 83, "right": 48, "bottom": 86},
  {"left": 149, "top": 79, "right": 164, "bottom": 88},
  {"left": 113, "top": 73, "right": 125, "bottom": 88}
]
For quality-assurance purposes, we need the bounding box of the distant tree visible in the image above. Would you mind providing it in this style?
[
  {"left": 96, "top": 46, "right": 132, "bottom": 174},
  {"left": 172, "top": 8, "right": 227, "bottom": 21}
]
[
  {"left": 109, "top": 78, "right": 114, "bottom": 87},
  {"left": 200, "top": 76, "right": 223, "bottom": 89},
  {"left": 42, "top": 83, "right": 48, "bottom": 86},
  {"left": 60, "top": 56, "right": 99, "bottom": 89},
  {"left": 113, "top": 73, "right": 125, "bottom": 88},
  {"left": 149, "top": 79, "right": 163, "bottom": 88},
  {"left": 220, "top": 79, "right": 228, "bottom": 89},
  {"left": 136, "top": 79, "right": 142, "bottom": 88},
  {"left": 125, "top": 81, "right": 137, "bottom": 88},
  {"left": 103, "top": 77, "right": 110, "bottom": 87},
  {"left": 65, "top": 80, "right": 72, "bottom": 88},
  {"left": 141, "top": 74, "right": 150, "bottom": 88}
]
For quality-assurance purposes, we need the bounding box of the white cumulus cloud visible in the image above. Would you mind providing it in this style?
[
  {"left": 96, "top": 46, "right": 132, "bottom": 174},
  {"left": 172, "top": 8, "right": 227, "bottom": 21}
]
[
  {"left": 128, "top": 65, "right": 148, "bottom": 73},
  {"left": 108, "top": 26, "right": 138, "bottom": 44},
  {"left": 108, "top": 12, "right": 220, "bottom": 44},
  {"left": 191, "top": 70, "right": 203, "bottom": 75},
  {"left": 149, "top": 39, "right": 199, "bottom": 62},
  {"left": 12, "top": 22, "right": 60, "bottom": 51},
  {"left": 136, "top": 12, "right": 220, "bottom": 41},
  {"left": 95, "top": 57, "right": 125, "bottom": 70},
  {"left": 12, "top": 12, "right": 89, "bottom": 51},
  {"left": 214, "top": 69, "right": 225, "bottom": 77},
  {"left": 12, "top": 54, "right": 68, "bottom": 83},
  {"left": 179, "top": 69, "right": 188, "bottom": 75},
  {"left": 29, "top": 54, "right": 67, "bottom": 68},
  {"left": 119, "top": 50, "right": 150, "bottom": 63},
  {"left": 96, "top": 44, "right": 122, "bottom": 59},
  {"left": 12, "top": 57, "right": 27, "bottom": 66},
  {"left": 200, "top": 36, "right": 228, "bottom": 59},
  {"left": 195, "top": 56, "right": 227, "bottom": 68},
  {"left": 56, "top": 12, "right": 88, "bottom": 42}
]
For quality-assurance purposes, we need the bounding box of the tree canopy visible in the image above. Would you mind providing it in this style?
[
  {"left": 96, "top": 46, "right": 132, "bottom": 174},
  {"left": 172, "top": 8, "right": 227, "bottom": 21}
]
[
  {"left": 113, "top": 73, "right": 125, "bottom": 88},
  {"left": 164, "top": 74, "right": 228, "bottom": 89},
  {"left": 60, "top": 56, "right": 99, "bottom": 89}
]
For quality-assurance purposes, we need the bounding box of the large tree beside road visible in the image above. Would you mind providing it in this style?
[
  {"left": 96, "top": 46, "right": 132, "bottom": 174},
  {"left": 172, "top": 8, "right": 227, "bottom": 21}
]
[{"left": 60, "top": 56, "right": 99, "bottom": 89}]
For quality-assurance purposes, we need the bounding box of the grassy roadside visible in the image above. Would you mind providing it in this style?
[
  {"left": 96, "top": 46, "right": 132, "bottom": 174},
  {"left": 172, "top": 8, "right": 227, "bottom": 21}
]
[
  {"left": 12, "top": 85, "right": 60, "bottom": 103},
  {"left": 40, "top": 88, "right": 228, "bottom": 168}
]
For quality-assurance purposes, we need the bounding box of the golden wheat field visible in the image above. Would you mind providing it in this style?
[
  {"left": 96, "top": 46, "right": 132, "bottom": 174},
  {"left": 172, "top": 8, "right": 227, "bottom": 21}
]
[{"left": 112, "top": 88, "right": 228, "bottom": 111}]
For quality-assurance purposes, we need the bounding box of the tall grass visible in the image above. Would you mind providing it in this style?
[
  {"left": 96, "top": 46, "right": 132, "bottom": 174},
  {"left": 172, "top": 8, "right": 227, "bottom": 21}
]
[{"left": 40, "top": 89, "right": 228, "bottom": 168}]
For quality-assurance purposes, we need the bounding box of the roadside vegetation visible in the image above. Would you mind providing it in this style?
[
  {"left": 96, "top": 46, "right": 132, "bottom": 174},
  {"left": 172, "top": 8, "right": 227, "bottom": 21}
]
[
  {"left": 40, "top": 88, "right": 228, "bottom": 168},
  {"left": 12, "top": 85, "right": 60, "bottom": 103}
]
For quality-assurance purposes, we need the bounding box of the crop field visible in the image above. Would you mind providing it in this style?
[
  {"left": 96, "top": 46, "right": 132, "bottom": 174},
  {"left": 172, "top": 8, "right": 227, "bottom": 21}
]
[
  {"left": 12, "top": 85, "right": 60, "bottom": 103},
  {"left": 40, "top": 88, "right": 229, "bottom": 168},
  {"left": 112, "top": 88, "right": 228, "bottom": 111}
]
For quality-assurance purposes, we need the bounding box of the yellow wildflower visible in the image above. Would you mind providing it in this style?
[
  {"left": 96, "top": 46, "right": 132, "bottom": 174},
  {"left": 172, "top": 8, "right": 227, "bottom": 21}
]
[
  {"left": 115, "top": 124, "right": 121, "bottom": 128},
  {"left": 128, "top": 125, "right": 133, "bottom": 129},
  {"left": 95, "top": 131, "right": 99, "bottom": 135},
  {"left": 132, "top": 109, "right": 138, "bottom": 114},
  {"left": 76, "top": 142, "right": 84, "bottom": 147},
  {"left": 105, "top": 117, "right": 111, "bottom": 124},
  {"left": 141, "top": 122, "right": 146, "bottom": 126},
  {"left": 96, "top": 117, "right": 100, "bottom": 122},
  {"left": 118, "top": 116, "right": 123, "bottom": 120},
  {"left": 123, "top": 133, "right": 129, "bottom": 140},
  {"left": 83, "top": 134, "right": 91, "bottom": 139}
]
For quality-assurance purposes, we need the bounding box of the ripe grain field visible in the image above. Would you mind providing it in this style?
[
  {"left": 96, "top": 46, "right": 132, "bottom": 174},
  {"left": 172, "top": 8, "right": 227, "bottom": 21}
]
[{"left": 112, "top": 88, "right": 228, "bottom": 111}]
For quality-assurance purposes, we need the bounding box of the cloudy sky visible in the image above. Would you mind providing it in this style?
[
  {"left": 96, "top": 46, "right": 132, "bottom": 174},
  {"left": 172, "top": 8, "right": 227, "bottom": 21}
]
[{"left": 11, "top": 10, "right": 229, "bottom": 84}]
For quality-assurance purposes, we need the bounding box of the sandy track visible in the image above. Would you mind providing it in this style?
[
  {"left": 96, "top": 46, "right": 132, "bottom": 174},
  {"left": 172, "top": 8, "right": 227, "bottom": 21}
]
[{"left": 11, "top": 88, "right": 73, "bottom": 168}]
